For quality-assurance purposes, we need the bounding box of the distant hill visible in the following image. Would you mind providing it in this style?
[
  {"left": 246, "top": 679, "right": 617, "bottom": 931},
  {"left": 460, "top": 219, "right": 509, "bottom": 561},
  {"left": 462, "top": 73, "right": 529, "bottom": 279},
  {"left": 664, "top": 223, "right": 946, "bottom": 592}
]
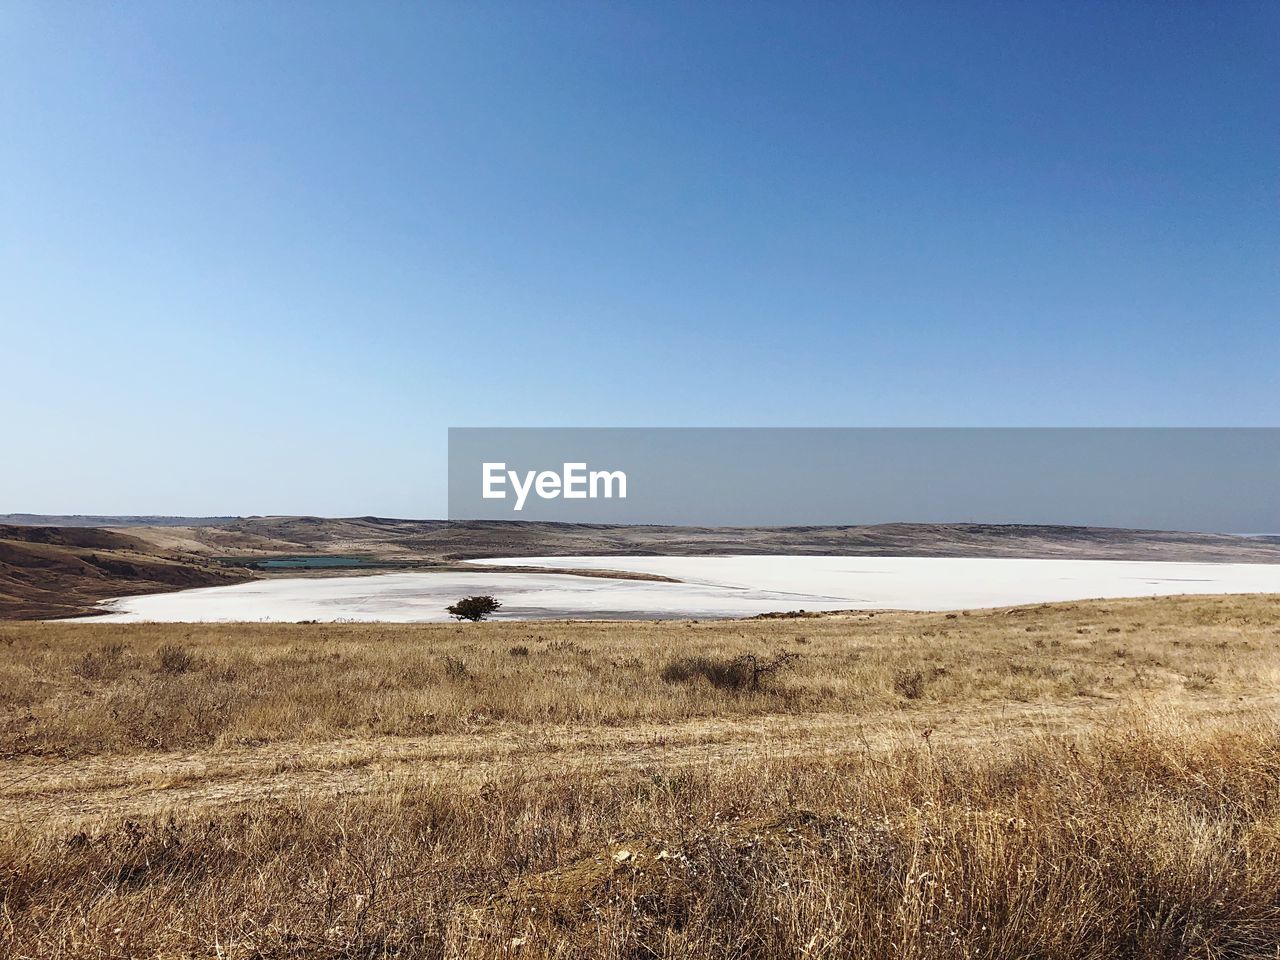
[
  {"left": 0, "top": 514, "right": 239, "bottom": 528},
  {"left": 417, "top": 521, "right": 1280, "bottom": 564},
  {"left": 127, "top": 517, "right": 1280, "bottom": 564},
  {"left": 17, "top": 514, "right": 1280, "bottom": 565},
  {"left": 0, "top": 525, "right": 250, "bottom": 619}
]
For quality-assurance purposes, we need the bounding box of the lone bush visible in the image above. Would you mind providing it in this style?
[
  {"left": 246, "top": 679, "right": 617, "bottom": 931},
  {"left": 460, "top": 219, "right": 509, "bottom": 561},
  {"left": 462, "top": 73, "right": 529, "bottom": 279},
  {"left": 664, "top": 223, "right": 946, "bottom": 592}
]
[{"left": 447, "top": 596, "right": 502, "bottom": 622}]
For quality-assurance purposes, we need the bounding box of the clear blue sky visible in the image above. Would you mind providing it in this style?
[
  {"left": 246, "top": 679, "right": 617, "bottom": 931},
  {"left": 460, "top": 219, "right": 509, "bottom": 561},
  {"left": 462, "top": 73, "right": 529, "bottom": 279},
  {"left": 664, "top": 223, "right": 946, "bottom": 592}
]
[{"left": 3, "top": 2, "right": 1276, "bottom": 517}]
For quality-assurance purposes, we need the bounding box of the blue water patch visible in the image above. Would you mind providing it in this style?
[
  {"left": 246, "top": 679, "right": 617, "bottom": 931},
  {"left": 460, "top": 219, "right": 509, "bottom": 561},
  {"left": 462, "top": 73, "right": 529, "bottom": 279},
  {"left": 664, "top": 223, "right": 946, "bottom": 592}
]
[{"left": 246, "top": 556, "right": 373, "bottom": 569}]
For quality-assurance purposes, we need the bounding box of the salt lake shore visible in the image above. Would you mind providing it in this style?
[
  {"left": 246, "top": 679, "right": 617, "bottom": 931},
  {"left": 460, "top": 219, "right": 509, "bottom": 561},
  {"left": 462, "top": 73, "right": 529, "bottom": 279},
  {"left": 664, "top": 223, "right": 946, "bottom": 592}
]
[{"left": 69, "top": 555, "right": 1280, "bottom": 622}]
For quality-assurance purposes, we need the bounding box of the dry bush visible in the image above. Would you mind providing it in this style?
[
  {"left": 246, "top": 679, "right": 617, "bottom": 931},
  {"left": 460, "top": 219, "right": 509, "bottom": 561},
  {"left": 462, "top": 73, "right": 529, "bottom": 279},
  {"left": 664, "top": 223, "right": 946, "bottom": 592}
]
[
  {"left": 70, "top": 641, "right": 127, "bottom": 680},
  {"left": 441, "top": 655, "right": 469, "bottom": 681},
  {"left": 893, "top": 668, "right": 927, "bottom": 700},
  {"left": 155, "top": 642, "right": 196, "bottom": 675}
]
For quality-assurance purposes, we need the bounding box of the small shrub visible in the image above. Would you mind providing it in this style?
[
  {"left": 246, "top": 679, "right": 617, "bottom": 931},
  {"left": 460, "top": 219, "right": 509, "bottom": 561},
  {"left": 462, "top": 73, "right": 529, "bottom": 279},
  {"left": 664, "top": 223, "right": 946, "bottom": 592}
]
[
  {"left": 447, "top": 596, "right": 502, "bottom": 622},
  {"left": 893, "top": 669, "right": 927, "bottom": 700},
  {"left": 442, "top": 656, "right": 469, "bottom": 681},
  {"left": 72, "top": 642, "right": 127, "bottom": 680},
  {"left": 547, "top": 639, "right": 589, "bottom": 655},
  {"left": 1185, "top": 670, "right": 1217, "bottom": 691},
  {"left": 204, "top": 661, "right": 239, "bottom": 683},
  {"left": 72, "top": 652, "right": 105, "bottom": 680},
  {"left": 156, "top": 644, "right": 196, "bottom": 675},
  {"left": 508, "top": 645, "right": 530, "bottom": 657}
]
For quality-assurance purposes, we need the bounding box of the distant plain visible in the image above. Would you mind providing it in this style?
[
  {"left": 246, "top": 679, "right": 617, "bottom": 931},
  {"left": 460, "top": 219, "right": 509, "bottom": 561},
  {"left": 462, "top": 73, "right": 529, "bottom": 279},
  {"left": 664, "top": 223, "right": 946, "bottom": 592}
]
[{"left": 7, "top": 515, "right": 1280, "bottom": 620}]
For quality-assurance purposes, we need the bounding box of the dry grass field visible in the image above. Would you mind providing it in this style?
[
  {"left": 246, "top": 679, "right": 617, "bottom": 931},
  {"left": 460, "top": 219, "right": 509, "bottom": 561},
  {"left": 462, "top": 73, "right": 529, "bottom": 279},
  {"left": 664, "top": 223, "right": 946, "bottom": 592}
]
[{"left": 3, "top": 595, "right": 1280, "bottom": 957}]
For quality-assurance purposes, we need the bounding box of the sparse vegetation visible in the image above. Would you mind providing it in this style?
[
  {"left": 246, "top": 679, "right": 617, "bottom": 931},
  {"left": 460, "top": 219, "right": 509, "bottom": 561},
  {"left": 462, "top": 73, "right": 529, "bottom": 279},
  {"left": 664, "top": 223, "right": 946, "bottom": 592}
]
[
  {"left": 441, "top": 654, "right": 470, "bottom": 681},
  {"left": 71, "top": 641, "right": 126, "bottom": 680},
  {"left": 155, "top": 642, "right": 196, "bottom": 674},
  {"left": 893, "top": 667, "right": 927, "bottom": 699},
  {"left": 3, "top": 595, "right": 1280, "bottom": 957}
]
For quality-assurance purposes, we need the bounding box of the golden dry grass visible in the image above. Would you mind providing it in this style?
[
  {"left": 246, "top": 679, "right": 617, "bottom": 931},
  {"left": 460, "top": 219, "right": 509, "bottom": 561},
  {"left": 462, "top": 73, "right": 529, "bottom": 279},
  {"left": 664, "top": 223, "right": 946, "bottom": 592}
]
[
  {"left": 3, "top": 595, "right": 1278, "bottom": 757},
  {"left": 3, "top": 595, "right": 1280, "bottom": 957}
]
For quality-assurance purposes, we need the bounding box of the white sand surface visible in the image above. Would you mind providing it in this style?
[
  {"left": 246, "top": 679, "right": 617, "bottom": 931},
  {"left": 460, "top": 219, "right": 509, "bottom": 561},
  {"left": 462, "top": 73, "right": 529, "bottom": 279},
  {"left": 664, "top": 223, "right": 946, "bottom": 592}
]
[
  {"left": 473, "top": 555, "right": 1280, "bottom": 611},
  {"left": 68, "top": 555, "right": 1280, "bottom": 623}
]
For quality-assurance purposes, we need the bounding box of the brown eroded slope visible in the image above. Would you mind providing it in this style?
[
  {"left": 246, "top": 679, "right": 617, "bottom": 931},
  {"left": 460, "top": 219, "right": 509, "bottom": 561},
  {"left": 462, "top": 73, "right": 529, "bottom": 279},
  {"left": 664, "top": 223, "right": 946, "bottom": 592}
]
[{"left": 0, "top": 525, "right": 251, "bottom": 619}]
